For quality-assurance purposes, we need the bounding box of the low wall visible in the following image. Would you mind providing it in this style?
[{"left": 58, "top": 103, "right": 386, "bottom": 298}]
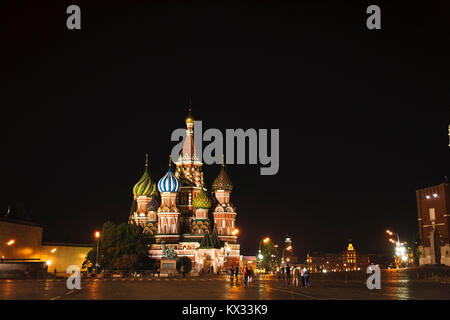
[{"left": 0, "top": 262, "right": 47, "bottom": 279}]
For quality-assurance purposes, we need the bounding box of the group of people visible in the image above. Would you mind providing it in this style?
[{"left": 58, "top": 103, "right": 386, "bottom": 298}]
[
  {"left": 277, "top": 264, "right": 310, "bottom": 287},
  {"left": 229, "top": 264, "right": 254, "bottom": 286}
]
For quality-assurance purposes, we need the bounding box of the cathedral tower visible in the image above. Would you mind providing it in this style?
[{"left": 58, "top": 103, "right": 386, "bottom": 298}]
[
  {"left": 129, "top": 154, "right": 158, "bottom": 229},
  {"left": 191, "top": 187, "right": 212, "bottom": 236},
  {"left": 174, "top": 101, "right": 204, "bottom": 234},
  {"left": 155, "top": 158, "right": 182, "bottom": 243},
  {"left": 212, "top": 157, "right": 237, "bottom": 243}
]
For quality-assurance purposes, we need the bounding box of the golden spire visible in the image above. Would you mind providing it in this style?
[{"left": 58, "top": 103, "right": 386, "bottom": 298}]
[
  {"left": 168, "top": 154, "right": 172, "bottom": 168},
  {"left": 222, "top": 154, "right": 225, "bottom": 167},
  {"left": 185, "top": 98, "right": 194, "bottom": 124},
  {"left": 145, "top": 153, "right": 149, "bottom": 167}
]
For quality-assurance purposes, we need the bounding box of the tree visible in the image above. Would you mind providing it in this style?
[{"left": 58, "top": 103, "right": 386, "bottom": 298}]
[
  {"left": 257, "top": 240, "right": 280, "bottom": 272},
  {"left": 83, "top": 221, "right": 152, "bottom": 271},
  {"left": 176, "top": 256, "right": 192, "bottom": 274}
]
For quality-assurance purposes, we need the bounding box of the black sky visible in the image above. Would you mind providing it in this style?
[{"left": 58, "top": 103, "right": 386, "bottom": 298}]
[{"left": 1, "top": 0, "right": 449, "bottom": 258}]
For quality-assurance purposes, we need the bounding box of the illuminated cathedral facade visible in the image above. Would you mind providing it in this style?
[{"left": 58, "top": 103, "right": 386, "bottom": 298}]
[{"left": 128, "top": 106, "right": 240, "bottom": 273}]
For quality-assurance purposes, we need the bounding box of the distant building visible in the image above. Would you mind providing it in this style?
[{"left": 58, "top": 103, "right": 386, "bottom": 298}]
[
  {"left": 240, "top": 256, "right": 256, "bottom": 269},
  {"left": 306, "top": 242, "right": 376, "bottom": 272},
  {"left": 416, "top": 181, "right": 450, "bottom": 266}
]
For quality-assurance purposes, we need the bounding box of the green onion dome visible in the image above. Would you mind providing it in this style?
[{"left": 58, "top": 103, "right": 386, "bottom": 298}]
[
  {"left": 193, "top": 188, "right": 212, "bottom": 209},
  {"left": 133, "top": 154, "right": 157, "bottom": 198},
  {"left": 212, "top": 164, "right": 233, "bottom": 192}
]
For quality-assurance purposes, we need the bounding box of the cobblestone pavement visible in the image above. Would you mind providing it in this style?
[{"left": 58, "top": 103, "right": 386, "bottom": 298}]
[{"left": 1, "top": 275, "right": 449, "bottom": 300}]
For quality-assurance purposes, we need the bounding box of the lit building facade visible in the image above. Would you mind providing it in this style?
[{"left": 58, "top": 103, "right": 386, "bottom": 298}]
[
  {"left": 306, "top": 242, "right": 374, "bottom": 272},
  {"left": 416, "top": 181, "right": 450, "bottom": 266},
  {"left": 128, "top": 106, "right": 240, "bottom": 272}
]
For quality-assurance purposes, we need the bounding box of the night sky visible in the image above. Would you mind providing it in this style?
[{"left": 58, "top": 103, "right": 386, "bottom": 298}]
[{"left": 2, "top": 1, "right": 449, "bottom": 259}]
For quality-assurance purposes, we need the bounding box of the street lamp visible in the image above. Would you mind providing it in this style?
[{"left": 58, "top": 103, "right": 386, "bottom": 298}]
[
  {"left": 231, "top": 229, "right": 239, "bottom": 236},
  {"left": 258, "top": 237, "right": 270, "bottom": 253},
  {"left": 257, "top": 237, "right": 270, "bottom": 272},
  {"left": 386, "top": 230, "right": 400, "bottom": 244},
  {"left": 6, "top": 240, "right": 15, "bottom": 246},
  {"left": 95, "top": 231, "right": 100, "bottom": 272}
]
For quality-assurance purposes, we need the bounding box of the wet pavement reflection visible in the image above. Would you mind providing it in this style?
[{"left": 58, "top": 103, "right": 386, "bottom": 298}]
[{"left": 1, "top": 275, "right": 449, "bottom": 300}]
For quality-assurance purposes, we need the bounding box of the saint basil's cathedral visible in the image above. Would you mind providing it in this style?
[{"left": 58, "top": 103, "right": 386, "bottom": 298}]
[{"left": 128, "top": 106, "right": 240, "bottom": 272}]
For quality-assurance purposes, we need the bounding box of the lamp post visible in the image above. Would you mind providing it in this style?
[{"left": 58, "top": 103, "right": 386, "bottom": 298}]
[
  {"left": 257, "top": 237, "right": 270, "bottom": 273},
  {"left": 95, "top": 231, "right": 100, "bottom": 272},
  {"left": 386, "top": 230, "right": 409, "bottom": 268},
  {"left": 386, "top": 230, "right": 400, "bottom": 245}
]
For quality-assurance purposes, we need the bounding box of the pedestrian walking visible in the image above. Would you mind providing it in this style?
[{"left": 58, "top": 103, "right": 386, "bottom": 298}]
[
  {"left": 293, "top": 266, "right": 300, "bottom": 286},
  {"left": 234, "top": 266, "right": 239, "bottom": 280},
  {"left": 286, "top": 264, "right": 291, "bottom": 285},
  {"left": 248, "top": 266, "right": 254, "bottom": 283},
  {"left": 229, "top": 266, "right": 234, "bottom": 281},
  {"left": 242, "top": 264, "right": 249, "bottom": 286},
  {"left": 304, "top": 267, "right": 310, "bottom": 288},
  {"left": 281, "top": 266, "right": 285, "bottom": 280},
  {"left": 300, "top": 266, "right": 306, "bottom": 286}
]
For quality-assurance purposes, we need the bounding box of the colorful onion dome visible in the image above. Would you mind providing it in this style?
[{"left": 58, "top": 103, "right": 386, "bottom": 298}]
[
  {"left": 133, "top": 154, "right": 157, "bottom": 197},
  {"left": 158, "top": 161, "right": 181, "bottom": 192},
  {"left": 193, "top": 188, "right": 212, "bottom": 209},
  {"left": 147, "top": 196, "right": 159, "bottom": 212},
  {"left": 212, "top": 163, "right": 233, "bottom": 192}
]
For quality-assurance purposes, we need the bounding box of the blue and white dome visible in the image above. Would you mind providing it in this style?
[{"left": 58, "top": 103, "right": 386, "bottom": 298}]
[{"left": 157, "top": 168, "right": 181, "bottom": 193}]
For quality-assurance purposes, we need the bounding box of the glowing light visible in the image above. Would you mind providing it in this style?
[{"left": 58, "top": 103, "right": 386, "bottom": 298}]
[
  {"left": 433, "top": 193, "right": 438, "bottom": 198},
  {"left": 51, "top": 248, "right": 57, "bottom": 253},
  {"left": 286, "top": 246, "right": 292, "bottom": 251},
  {"left": 46, "top": 260, "right": 52, "bottom": 266},
  {"left": 426, "top": 195, "right": 430, "bottom": 199},
  {"left": 263, "top": 237, "right": 270, "bottom": 243},
  {"left": 7, "top": 240, "right": 15, "bottom": 246},
  {"left": 258, "top": 254, "right": 263, "bottom": 260},
  {"left": 231, "top": 229, "right": 239, "bottom": 236},
  {"left": 322, "top": 269, "right": 327, "bottom": 273},
  {"left": 95, "top": 231, "right": 100, "bottom": 238}
]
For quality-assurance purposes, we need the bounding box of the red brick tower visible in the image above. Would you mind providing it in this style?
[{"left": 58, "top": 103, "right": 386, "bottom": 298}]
[{"left": 416, "top": 180, "right": 450, "bottom": 265}]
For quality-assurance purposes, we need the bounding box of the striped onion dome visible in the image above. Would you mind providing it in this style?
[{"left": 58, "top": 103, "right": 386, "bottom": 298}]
[
  {"left": 212, "top": 165, "right": 233, "bottom": 192},
  {"left": 133, "top": 155, "right": 157, "bottom": 197},
  {"left": 193, "top": 188, "right": 212, "bottom": 209},
  {"left": 158, "top": 167, "right": 181, "bottom": 193}
]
